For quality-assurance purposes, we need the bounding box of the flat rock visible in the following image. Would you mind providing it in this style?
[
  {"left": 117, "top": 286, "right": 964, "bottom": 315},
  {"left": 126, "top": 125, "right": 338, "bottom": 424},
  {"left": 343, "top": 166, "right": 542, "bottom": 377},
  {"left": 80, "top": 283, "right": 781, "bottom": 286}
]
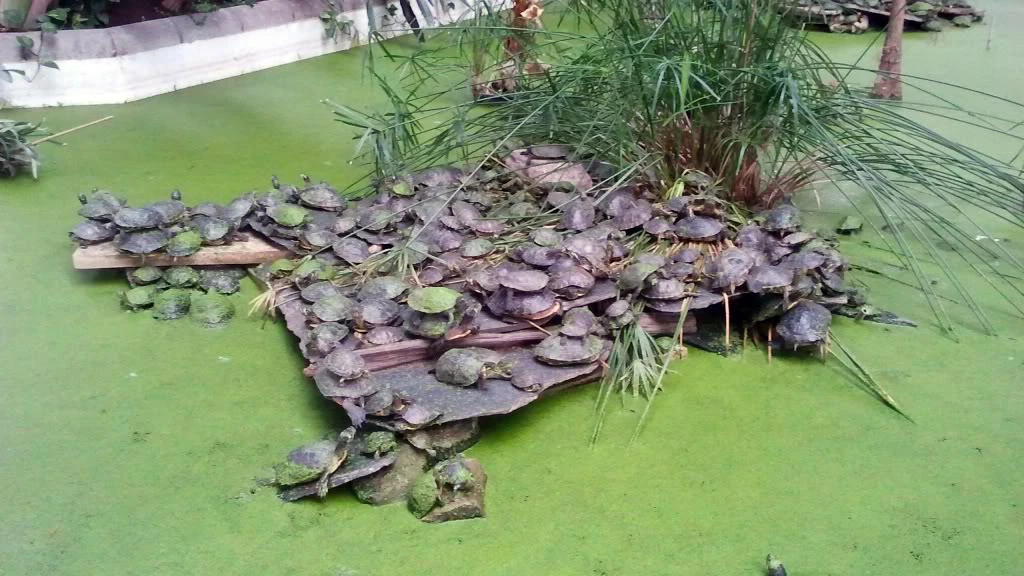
[
  {"left": 278, "top": 451, "right": 397, "bottom": 501},
  {"left": 350, "top": 442, "right": 428, "bottom": 505}
]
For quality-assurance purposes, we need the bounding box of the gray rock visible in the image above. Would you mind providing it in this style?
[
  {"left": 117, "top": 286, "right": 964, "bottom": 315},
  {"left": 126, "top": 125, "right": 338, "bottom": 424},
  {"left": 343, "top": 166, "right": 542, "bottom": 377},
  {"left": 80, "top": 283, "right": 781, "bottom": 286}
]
[{"left": 350, "top": 442, "right": 429, "bottom": 505}]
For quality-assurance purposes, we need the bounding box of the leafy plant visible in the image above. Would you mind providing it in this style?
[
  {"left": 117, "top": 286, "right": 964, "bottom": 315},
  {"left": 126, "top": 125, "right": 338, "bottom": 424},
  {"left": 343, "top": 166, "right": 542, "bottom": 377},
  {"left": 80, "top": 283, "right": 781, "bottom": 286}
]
[
  {"left": 320, "top": 0, "right": 357, "bottom": 41},
  {"left": 0, "top": 119, "right": 43, "bottom": 178}
]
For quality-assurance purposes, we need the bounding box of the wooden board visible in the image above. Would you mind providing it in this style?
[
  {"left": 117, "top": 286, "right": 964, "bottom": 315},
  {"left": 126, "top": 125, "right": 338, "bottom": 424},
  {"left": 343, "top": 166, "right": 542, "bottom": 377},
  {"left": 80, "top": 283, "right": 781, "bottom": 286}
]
[{"left": 72, "top": 233, "right": 291, "bottom": 269}]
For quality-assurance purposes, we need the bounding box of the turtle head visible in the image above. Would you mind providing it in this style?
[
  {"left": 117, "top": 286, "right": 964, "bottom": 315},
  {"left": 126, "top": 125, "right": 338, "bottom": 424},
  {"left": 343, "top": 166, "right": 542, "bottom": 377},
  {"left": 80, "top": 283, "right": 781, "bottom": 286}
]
[
  {"left": 271, "top": 175, "right": 280, "bottom": 189},
  {"left": 338, "top": 426, "right": 357, "bottom": 443},
  {"left": 77, "top": 192, "right": 88, "bottom": 205},
  {"left": 301, "top": 173, "right": 311, "bottom": 184},
  {"left": 766, "top": 554, "right": 784, "bottom": 570},
  {"left": 170, "top": 189, "right": 182, "bottom": 201}
]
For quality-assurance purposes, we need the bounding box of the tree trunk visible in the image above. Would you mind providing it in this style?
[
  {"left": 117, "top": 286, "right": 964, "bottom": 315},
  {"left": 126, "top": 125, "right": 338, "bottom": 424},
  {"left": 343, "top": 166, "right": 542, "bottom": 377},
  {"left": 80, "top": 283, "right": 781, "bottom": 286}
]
[{"left": 872, "top": 0, "right": 905, "bottom": 100}]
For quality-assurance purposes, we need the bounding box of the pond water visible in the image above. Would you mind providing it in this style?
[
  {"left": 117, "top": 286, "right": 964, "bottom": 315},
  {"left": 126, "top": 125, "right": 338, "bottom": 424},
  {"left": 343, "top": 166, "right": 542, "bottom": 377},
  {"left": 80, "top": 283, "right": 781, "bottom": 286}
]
[{"left": 2, "top": 4, "right": 1023, "bottom": 574}]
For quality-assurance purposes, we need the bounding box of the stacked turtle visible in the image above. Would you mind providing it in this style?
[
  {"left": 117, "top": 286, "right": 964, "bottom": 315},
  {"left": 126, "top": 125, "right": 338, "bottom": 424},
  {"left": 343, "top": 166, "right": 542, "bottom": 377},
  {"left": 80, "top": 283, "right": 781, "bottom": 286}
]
[
  {"left": 119, "top": 265, "right": 241, "bottom": 324},
  {"left": 779, "top": 0, "right": 983, "bottom": 32}
]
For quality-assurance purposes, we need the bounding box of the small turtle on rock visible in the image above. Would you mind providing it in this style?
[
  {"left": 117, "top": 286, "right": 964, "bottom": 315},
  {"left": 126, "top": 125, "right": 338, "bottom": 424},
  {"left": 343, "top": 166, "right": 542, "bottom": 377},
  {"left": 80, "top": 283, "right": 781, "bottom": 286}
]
[
  {"left": 298, "top": 178, "right": 346, "bottom": 211},
  {"left": 766, "top": 554, "right": 787, "bottom": 576},
  {"left": 307, "top": 322, "right": 350, "bottom": 356},
  {"left": 560, "top": 307, "right": 597, "bottom": 337},
  {"left": 128, "top": 266, "right": 164, "bottom": 286},
  {"left": 363, "top": 326, "right": 406, "bottom": 346},
  {"left": 146, "top": 190, "right": 187, "bottom": 225},
  {"left": 120, "top": 285, "right": 160, "bottom": 310},
  {"left": 163, "top": 266, "right": 199, "bottom": 288},
  {"left": 325, "top": 349, "right": 367, "bottom": 381},
  {"left": 762, "top": 203, "right": 801, "bottom": 233},
  {"left": 775, "top": 300, "right": 831, "bottom": 351},
  {"left": 314, "top": 426, "right": 357, "bottom": 499},
  {"left": 165, "top": 229, "right": 203, "bottom": 257},
  {"left": 362, "top": 431, "right": 398, "bottom": 458},
  {"left": 117, "top": 229, "right": 170, "bottom": 255},
  {"left": 69, "top": 221, "right": 116, "bottom": 245},
  {"left": 675, "top": 216, "right": 724, "bottom": 241},
  {"left": 198, "top": 269, "right": 242, "bottom": 295},
  {"left": 434, "top": 348, "right": 511, "bottom": 387},
  {"left": 114, "top": 207, "right": 163, "bottom": 230},
  {"left": 534, "top": 334, "right": 604, "bottom": 365}
]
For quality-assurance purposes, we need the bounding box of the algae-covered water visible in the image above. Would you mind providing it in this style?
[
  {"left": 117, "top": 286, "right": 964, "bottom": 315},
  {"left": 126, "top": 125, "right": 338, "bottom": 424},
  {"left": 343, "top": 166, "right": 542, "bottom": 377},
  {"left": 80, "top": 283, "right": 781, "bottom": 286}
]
[{"left": 2, "top": 5, "right": 1023, "bottom": 575}]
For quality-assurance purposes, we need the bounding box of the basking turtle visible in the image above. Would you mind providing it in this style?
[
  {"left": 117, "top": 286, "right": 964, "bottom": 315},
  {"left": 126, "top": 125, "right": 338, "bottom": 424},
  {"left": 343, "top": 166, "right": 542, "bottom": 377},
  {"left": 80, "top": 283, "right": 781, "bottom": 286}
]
[
  {"left": 298, "top": 226, "right": 338, "bottom": 252},
  {"left": 761, "top": 204, "right": 801, "bottom": 233},
  {"left": 128, "top": 266, "right": 164, "bottom": 286},
  {"left": 191, "top": 216, "right": 231, "bottom": 245},
  {"left": 710, "top": 247, "right": 755, "bottom": 291},
  {"left": 560, "top": 307, "right": 597, "bottom": 337},
  {"left": 642, "top": 278, "right": 687, "bottom": 300},
  {"left": 151, "top": 288, "right": 192, "bottom": 320},
  {"left": 118, "top": 229, "right": 170, "bottom": 255},
  {"left": 604, "top": 299, "right": 634, "bottom": 327},
  {"left": 745, "top": 265, "right": 795, "bottom": 293},
  {"left": 189, "top": 202, "right": 222, "bottom": 219},
  {"left": 332, "top": 237, "right": 371, "bottom": 264},
  {"left": 357, "top": 276, "right": 409, "bottom": 301},
  {"left": 190, "top": 293, "right": 236, "bottom": 325},
  {"left": 146, "top": 191, "right": 187, "bottom": 225},
  {"left": 356, "top": 207, "right": 393, "bottom": 232},
  {"left": 643, "top": 217, "right": 674, "bottom": 237},
  {"left": 766, "top": 554, "right": 787, "bottom": 576},
  {"left": 407, "top": 287, "right": 461, "bottom": 318},
  {"left": 300, "top": 281, "right": 342, "bottom": 303},
  {"left": 354, "top": 298, "right": 401, "bottom": 329},
  {"left": 434, "top": 348, "right": 511, "bottom": 387},
  {"left": 114, "top": 207, "right": 162, "bottom": 230},
  {"left": 489, "top": 287, "right": 559, "bottom": 320},
  {"left": 331, "top": 216, "right": 357, "bottom": 235},
  {"left": 314, "top": 427, "right": 357, "bottom": 499},
  {"left": 325, "top": 349, "right": 367, "bottom": 381},
  {"left": 460, "top": 238, "right": 495, "bottom": 258},
  {"left": 120, "top": 285, "right": 160, "bottom": 310},
  {"left": 166, "top": 229, "right": 203, "bottom": 257},
  {"left": 611, "top": 200, "right": 653, "bottom": 231},
  {"left": 549, "top": 266, "right": 595, "bottom": 299},
  {"left": 69, "top": 221, "right": 116, "bottom": 245},
  {"left": 434, "top": 457, "right": 476, "bottom": 499},
  {"left": 311, "top": 294, "right": 356, "bottom": 323},
  {"left": 198, "top": 269, "right": 241, "bottom": 295},
  {"left": 298, "top": 180, "right": 346, "bottom": 211},
  {"left": 403, "top": 311, "right": 453, "bottom": 339},
  {"left": 519, "top": 246, "right": 563, "bottom": 267},
  {"left": 782, "top": 231, "right": 814, "bottom": 246},
  {"left": 560, "top": 200, "right": 596, "bottom": 231},
  {"left": 267, "top": 204, "right": 308, "bottom": 228},
  {"left": 499, "top": 270, "right": 550, "bottom": 293},
  {"left": 530, "top": 228, "right": 563, "bottom": 247},
  {"left": 734, "top": 224, "right": 766, "bottom": 250},
  {"left": 775, "top": 300, "right": 831, "bottom": 349},
  {"left": 221, "top": 195, "right": 255, "bottom": 223},
  {"left": 415, "top": 165, "right": 464, "bottom": 188},
  {"left": 306, "top": 322, "right": 350, "bottom": 356},
  {"left": 363, "top": 326, "right": 406, "bottom": 346},
  {"left": 163, "top": 266, "right": 200, "bottom": 288},
  {"left": 675, "top": 216, "right": 724, "bottom": 241},
  {"left": 362, "top": 431, "right": 398, "bottom": 458},
  {"left": 77, "top": 190, "right": 124, "bottom": 221},
  {"left": 534, "top": 334, "right": 604, "bottom": 366},
  {"left": 618, "top": 262, "right": 660, "bottom": 292}
]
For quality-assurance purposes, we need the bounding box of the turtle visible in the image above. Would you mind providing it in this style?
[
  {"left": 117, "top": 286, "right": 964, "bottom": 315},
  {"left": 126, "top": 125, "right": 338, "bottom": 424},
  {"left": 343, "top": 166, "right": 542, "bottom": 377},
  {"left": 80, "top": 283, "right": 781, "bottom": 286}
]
[
  {"left": 499, "top": 269, "right": 550, "bottom": 292},
  {"left": 363, "top": 326, "right": 406, "bottom": 346},
  {"left": 415, "top": 165, "right": 464, "bottom": 188},
  {"left": 118, "top": 229, "right": 170, "bottom": 255},
  {"left": 300, "top": 281, "right": 342, "bottom": 303},
  {"left": 314, "top": 426, "right": 357, "bottom": 499},
  {"left": 331, "top": 216, "right": 357, "bottom": 235},
  {"left": 332, "top": 237, "right": 371, "bottom": 264},
  {"left": 311, "top": 294, "right": 356, "bottom": 322},
  {"left": 356, "top": 207, "right": 393, "bottom": 232},
  {"left": 362, "top": 431, "right": 398, "bottom": 458},
  {"left": 120, "top": 285, "right": 160, "bottom": 310},
  {"left": 69, "top": 221, "right": 116, "bottom": 245},
  {"left": 775, "top": 300, "right": 831, "bottom": 349},
  {"left": 460, "top": 238, "right": 495, "bottom": 258},
  {"left": 298, "top": 226, "right": 338, "bottom": 252},
  {"left": 190, "top": 293, "right": 236, "bottom": 325},
  {"left": 434, "top": 348, "right": 511, "bottom": 387},
  {"left": 530, "top": 228, "right": 563, "bottom": 247},
  {"left": 734, "top": 224, "right": 766, "bottom": 251},
  {"left": 604, "top": 298, "right": 635, "bottom": 329},
  {"left": 77, "top": 190, "right": 123, "bottom": 221},
  {"left": 675, "top": 216, "right": 724, "bottom": 241},
  {"left": 128, "top": 266, "right": 164, "bottom": 286},
  {"left": 560, "top": 200, "right": 596, "bottom": 231},
  {"left": 298, "top": 181, "right": 346, "bottom": 211},
  {"left": 643, "top": 217, "right": 674, "bottom": 237},
  {"left": 151, "top": 288, "right": 192, "bottom": 320},
  {"left": 836, "top": 215, "right": 863, "bottom": 235},
  {"left": 618, "top": 262, "right": 661, "bottom": 292},
  {"left": 266, "top": 258, "right": 299, "bottom": 278},
  {"left": 782, "top": 231, "right": 814, "bottom": 246},
  {"left": 422, "top": 226, "right": 465, "bottom": 253},
  {"left": 146, "top": 191, "right": 187, "bottom": 225},
  {"left": 163, "top": 266, "right": 200, "bottom": 288},
  {"left": 470, "top": 218, "right": 506, "bottom": 235},
  {"left": 560, "top": 307, "right": 597, "bottom": 337},
  {"left": 354, "top": 298, "right": 401, "bottom": 328},
  {"left": 709, "top": 247, "right": 755, "bottom": 291},
  {"left": 660, "top": 261, "right": 694, "bottom": 279},
  {"left": 452, "top": 201, "right": 483, "bottom": 227},
  {"left": 761, "top": 203, "right": 801, "bottom": 233},
  {"left": 267, "top": 204, "right": 308, "bottom": 227},
  {"left": 766, "top": 554, "right": 787, "bottom": 576},
  {"left": 642, "top": 278, "right": 687, "bottom": 300},
  {"left": 611, "top": 200, "right": 653, "bottom": 231},
  {"left": 198, "top": 269, "right": 241, "bottom": 295},
  {"left": 357, "top": 276, "right": 409, "bottom": 301},
  {"left": 221, "top": 195, "right": 255, "bottom": 223},
  {"left": 290, "top": 258, "right": 332, "bottom": 283},
  {"left": 549, "top": 266, "right": 596, "bottom": 299},
  {"left": 190, "top": 202, "right": 222, "bottom": 219},
  {"left": 191, "top": 216, "right": 231, "bottom": 245},
  {"left": 745, "top": 265, "right": 795, "bottom": 294},
  {"left": 113, "top": 207, "right": 162, "bottom": 230},
  {"left": 673, "top": 247, "right": 702, "bottom": 264},
  {"left": 306, "top": 322, "right": 350, "bottom": 356},
  {"left": 433, "top": 457, "right": 476, "bottom": 499},
  {"left": 519, "top": 246, "right": 563, "bottom": 267},
  {"left": 165, "top": 229, "right": 203, "bottom": 257},
  {"left": 403, "top": 311, "right": 453, "bottom": 339},
  {"left": 383, "top": 175, "right": 415, "bottom": 197},
  {"left": 534, "top": 334, "right": 605, "bottom": 366},
  {"left": 407, "top": 287, "right": 461, "bottom": 316},
  {"left": 491, "top": 287, "right": 558, "bottom": 320},
  {"left": 325, "top": 349, "right": 367, "bottom": 381}
]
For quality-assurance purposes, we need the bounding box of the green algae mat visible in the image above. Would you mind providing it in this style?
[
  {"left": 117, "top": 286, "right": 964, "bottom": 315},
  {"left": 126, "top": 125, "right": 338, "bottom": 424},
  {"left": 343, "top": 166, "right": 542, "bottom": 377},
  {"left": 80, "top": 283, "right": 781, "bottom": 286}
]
[{"left": 3, "top": 10, "right": 1024, "bottom": 576}]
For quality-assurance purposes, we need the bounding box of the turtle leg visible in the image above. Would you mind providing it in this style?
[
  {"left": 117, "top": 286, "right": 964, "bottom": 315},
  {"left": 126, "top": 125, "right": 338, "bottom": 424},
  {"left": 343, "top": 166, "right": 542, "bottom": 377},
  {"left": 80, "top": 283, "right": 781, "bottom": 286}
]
[
  {"left": 722, "top": 292, "right": 731, "bottom": 354},
  {"left": 767, "top": 325, "right": 773, "bottom": 365}
]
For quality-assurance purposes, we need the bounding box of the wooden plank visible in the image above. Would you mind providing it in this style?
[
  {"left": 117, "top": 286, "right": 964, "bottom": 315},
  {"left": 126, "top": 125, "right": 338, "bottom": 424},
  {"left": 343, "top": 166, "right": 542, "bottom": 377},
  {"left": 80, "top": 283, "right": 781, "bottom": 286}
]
[
  {"left": 839, "top": 3, "right": 925, "bottom": 23},
  {"left": 72, "top": 232, "right": 291, "bottom": 270}
]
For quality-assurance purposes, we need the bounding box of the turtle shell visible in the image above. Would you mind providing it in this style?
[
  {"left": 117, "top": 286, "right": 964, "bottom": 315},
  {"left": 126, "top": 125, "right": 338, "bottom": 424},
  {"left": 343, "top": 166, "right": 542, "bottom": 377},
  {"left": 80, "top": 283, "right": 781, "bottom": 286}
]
[
  {"left": 312, "top": 294, "right": 355, "bottom": 322},
  {"left": 520, "top": 246, "right": 563, "bottom": 268},
  {"left": 78, "top": 198, "right": 120, "bottom": 221},
  {"left": 189, "top": 202, "right": 222, "bottom": 219},
  {"left": 356, "top": 207, "right": 392, "bottom": 231},
  {"left": 299, "top": 183, "right": 346, "bottom": 211},
  {"left": 363, "top": 326, "right": 406, "bottom": 346},
  {"left": 689, "top": 290, "right": 724, "bottom": 310},
  {"left": 415, "top": 165, "right": 464, "bottom": 188},
  {"left": 745, "top": 265, "right": 795, "bottom": 293},
  {"left": 192, "top": 216, "right": 231, "bottom": 244},
  {"left": 529, "top": 144, "right": 571, "bottom": 159},
  {"left": 332, "top": 237, "right": 371, "bottom": 264},
  {"left": 128, "top": 266, "right": 164, "bottom": 285},
  {"left": 643, "top": 278, "right": 687, "bottom": 300},
  {"left": 452, "top": 201, "right": 482, "bottom": 227},
  {"left": 418, "top": 267, "right": 445, "bottom": 286},
  {"left": 762, "top": 204, "right": 801, "bottom": 232},
  {"left": 470, "top": 219, "right": 506, "bottom": 235},
  {"left": 780, "top": 251, "right": 826, "bottom": 273},
  {"left": 460, "top": 238, "right": 494, "bottom": 258},
  {"left": 776, "top": 300, "right": 831, "bottom": 347},
  {"left": 734, "top": 224, "right": 766, "bottom": 251},
  {"left": 599, "top": 189, "right": 638, "bottom": 217},
  {"left": 836, "top": 215, "right": 863, "bottom": 234},
  {"left": 407, "top": 287, "right": 460, "bottom": 314},
  {"left": 673, "top": 247, "right": 702, "bottom": 263},
  {"left": 434, "top": 348, "right": 486, "bottom": 387},
  {"left": 605, "top": 299, "right": 631, "bottom": 318},
  {"left": 114, "top": 207, "right": 162, "bottom": 230},
  {"left": 357, "top": 298, "right": 401, "bottom": 326},
  {"left": 549, "top": 266, "right": 596, "bottom": 299},
  {"left": 190, "top": 293, "right": 236, "bottom": 325},
  {"left": 221, "top": 195, "right": 255, "bottom": 223},
  {"left": 163, "top": 266, "right": 200, "bottom": 288},
  {"left": 267, "top": 205, "right": 308, "bottom": 227},
  {"left": 422, "top": 227, "right": 465, "bottom": 253},
  {"left": 533, "top": 334, "right": 604, "bottom": 366},
  {"left": 643, "top": 218, "right": 674, "bottom": 236},
  {"left": 611, "top": 200, "right": 653, "bottom": 231},
  {"left": 357, "top": 276, "right": 409, "bottom": 301},
  {"left": 675, "top": 216, "right": 724, "bottom": 241},
  {"left": 563, "top": 236, "right": 609, "bottom": 269},
  {"left": 166, "top": 229, "right": 203, "bottom": 257},
  {"left": 198, "top": 270, "right": 241, "bottom": 295},
  {"left": 120, "top": 285, "right": 160, "bottom": 310},
  {"left": 152, "top": 288, "right": 192, "bottom": 320},
  {"left": 710, "top": 247, "right": 755, "bottom": 290},
  {"left": 403, "top": 311, "right": 452, "bottom": 338},
  {"left": 660, "top": 261, "right": 694, "bottom": 279},
  {"left": 301, "top": 281, "right": 342, "bottom": 303},
  {"left": 70, "top": 221, "right": 116, "bottom": 245},
  {"left": 118, "top": 229, "right": 170, "bottom": 255},
  {"left": 146, "top": 199, "right": 186, "bottom": 225},
  {"left": 530, "top": 228, "right": 563, "bottom": 247},
  {"left": 618, "top": 262, "right": 660, "bottom": 291},
  {"left": 488, "top": 287, "right": 557, "bottom": 319},
  {"left": 331, "top": 216, "right": 357, "bottom": 235},
  {"left": 325, "top": 349, "right": 367, "bottom": 380},
  {"left": 306, "top": 322, "right": 350, "bottom": 356},
  {"left": 499, "top": 269, "right": 550, "bottom": 292},
  {"left": 560, "top": 200, "right": 596, "bottom": 231},
  {"left": 560, "top": 307, "right": 597, "bottom": 337}
]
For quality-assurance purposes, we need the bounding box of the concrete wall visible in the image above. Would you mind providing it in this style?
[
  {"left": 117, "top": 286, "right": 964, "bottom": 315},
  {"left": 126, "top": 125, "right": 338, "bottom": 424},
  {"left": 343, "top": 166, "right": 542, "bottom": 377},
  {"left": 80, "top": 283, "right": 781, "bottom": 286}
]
[{"left": 0, "top": 0, "right": 482, "bottom": 107}]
